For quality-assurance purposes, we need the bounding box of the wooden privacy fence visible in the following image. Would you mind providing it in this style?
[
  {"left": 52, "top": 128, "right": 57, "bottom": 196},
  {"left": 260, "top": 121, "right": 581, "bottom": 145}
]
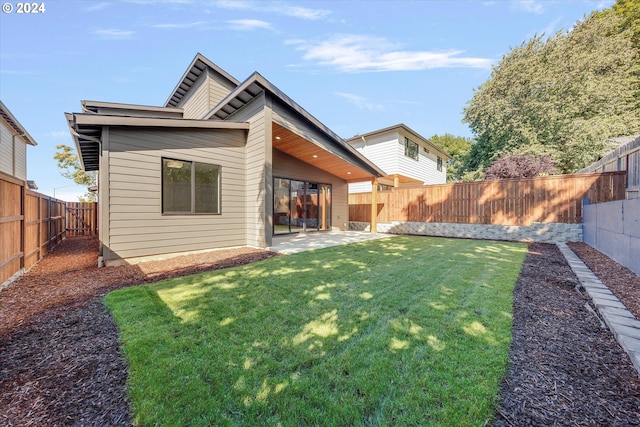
[
  {"left": 0, "top": 172, "right": 98, "bottom": 285},
  {"left": 66, "top": 202, "right": 98, "bottom": 236},
  {"left": 349, "top": 171, "right": 627, "bottom": 226}
]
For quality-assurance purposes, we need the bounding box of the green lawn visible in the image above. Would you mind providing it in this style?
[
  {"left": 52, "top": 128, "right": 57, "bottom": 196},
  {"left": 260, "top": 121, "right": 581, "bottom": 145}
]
[{"left": 105, "top": 235, "right": 527, "bottom": 426}]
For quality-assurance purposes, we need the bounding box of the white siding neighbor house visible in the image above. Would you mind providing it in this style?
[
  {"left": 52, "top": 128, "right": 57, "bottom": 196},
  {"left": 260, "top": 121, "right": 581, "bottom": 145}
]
[
  {"left": 67, "top": 53, "right": 385, "bottom": 266},
  {"left": 346, "top": 124, "right": 451, "bottom": 193},
  {"left": 0, "top": 100, "right": 37, "bottom": 182}
]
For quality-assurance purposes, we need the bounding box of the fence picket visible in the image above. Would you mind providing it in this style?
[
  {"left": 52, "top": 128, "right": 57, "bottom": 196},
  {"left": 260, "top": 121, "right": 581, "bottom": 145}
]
[
  {"left": 1, "top": 172, "right": 98, "bottom": 285},
  {"left": 349, "top": 172, "right": 627, "bottom": 226}
]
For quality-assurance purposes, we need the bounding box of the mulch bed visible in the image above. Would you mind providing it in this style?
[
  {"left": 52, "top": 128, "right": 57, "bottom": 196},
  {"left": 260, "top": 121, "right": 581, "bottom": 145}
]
[
  {"left": 1, "top": 237, "right": 639, "bottom": 426},
  {"left": 494, "top": 242, "right": 640, "bottom": 426}
]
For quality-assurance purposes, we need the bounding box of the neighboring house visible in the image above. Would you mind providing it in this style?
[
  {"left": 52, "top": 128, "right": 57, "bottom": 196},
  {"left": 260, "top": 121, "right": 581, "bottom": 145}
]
[
  {"left": 66, "top": 53, "right": 385, "bottom": 266},
  {"left": 345, "top": 124, "right": 451, "bottom": 193},
  {"left": 0, "top": 100, "right": 37, "bottom": 182}
]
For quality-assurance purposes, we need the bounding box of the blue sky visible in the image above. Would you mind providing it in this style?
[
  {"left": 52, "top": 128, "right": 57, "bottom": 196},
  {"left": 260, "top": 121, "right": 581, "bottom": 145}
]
[{"left": 0, "top": 0, "right": 612, "bottom": 201}]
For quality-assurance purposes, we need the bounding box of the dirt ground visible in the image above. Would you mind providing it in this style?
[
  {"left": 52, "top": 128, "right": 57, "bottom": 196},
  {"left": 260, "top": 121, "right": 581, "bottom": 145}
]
[{"left": 1, "top": 236, "right": 639, "bottom": 426}]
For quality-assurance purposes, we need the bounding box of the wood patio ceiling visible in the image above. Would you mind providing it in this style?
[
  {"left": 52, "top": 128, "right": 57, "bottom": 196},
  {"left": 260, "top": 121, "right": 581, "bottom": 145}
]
[{"left": 272, "top": 122, "right": 376, "bottom": 183}]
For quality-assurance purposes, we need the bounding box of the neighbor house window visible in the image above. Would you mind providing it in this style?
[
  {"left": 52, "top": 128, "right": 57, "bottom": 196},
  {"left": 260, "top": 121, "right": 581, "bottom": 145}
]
[
  {"left": 162, "top": 158, "right": 221, "bottom": 214},
  {"left": 404, "top": 137, "right": 419, "bottom": 161},
  {"left": 437, "top": 156, "right": 443, "bottom": 172}
]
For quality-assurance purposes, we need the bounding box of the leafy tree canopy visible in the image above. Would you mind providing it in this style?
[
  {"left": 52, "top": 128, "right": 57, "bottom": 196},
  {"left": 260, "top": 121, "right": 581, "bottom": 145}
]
[
  {"left": 462, "top": 5, "right": 640, "bottom": 176},
  {"left": 53, "top": 144, "right": 97, "bottom": 202},
  {"left": 429, "top": 133, "right": 473, "bottom": 181}
]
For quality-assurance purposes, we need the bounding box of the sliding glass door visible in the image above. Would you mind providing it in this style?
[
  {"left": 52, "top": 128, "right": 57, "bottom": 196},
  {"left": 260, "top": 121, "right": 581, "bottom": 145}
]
[{"left": 274, "top": 178, "right": 331, "bottom": 235}]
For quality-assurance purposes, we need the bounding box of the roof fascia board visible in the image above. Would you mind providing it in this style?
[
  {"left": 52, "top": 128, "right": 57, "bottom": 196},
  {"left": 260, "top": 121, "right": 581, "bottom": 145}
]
[
  {"left": 65, "top": 112, "right": 89, "bottom": 169},
  {"left": 82, "top": 100, "right": 183, "bottom": 114},
  {"left": 71, "top": 113, "right": 250, "bottom": 129},
  {"left": 203, "top": 71, "right": 265, "bottom": 120},
  {"left": 164, "top": 53, "right": 240, "bottom": 108},
  {"left": 0, "top": 100, "right": 37, "bottom": 146}
]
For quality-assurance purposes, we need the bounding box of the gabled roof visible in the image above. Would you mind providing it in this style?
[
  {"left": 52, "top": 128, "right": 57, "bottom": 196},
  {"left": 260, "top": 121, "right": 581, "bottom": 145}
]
[
  {"left": 69, "top": 54, "right": 385, "bottom": 180},
  {"left": 0, "top": 100, "right": 37, "bottom": 146},
  {"left": 204, "top": 72, "right": 386, "bottom": 179},
  {"left": 346, "top": 123, "right": 451, "bottom": 159},
  {"left": 165, "top": 53, "right": 240, "bottom": 108}
]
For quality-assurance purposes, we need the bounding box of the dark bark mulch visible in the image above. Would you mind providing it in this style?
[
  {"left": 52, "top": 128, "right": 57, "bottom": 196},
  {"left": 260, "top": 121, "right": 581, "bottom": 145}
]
[
  {"left": 1, "top": 237, "right": 639, "bottom": 426},
  {"left": 0, "top": 299, "right": 130, "bottom": 426},
  {"left": 494, "top": 243, "right": 640, "bottom": 426},
  {"left": 0, "top": 237, "right": 278, "bottom": 427}
]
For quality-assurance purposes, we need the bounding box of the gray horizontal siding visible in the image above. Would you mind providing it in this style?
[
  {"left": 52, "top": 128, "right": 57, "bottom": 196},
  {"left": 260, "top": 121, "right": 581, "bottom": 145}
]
[
  {"left": 180, "top": 69, "right": 237, "bottom": 120},
  {"left": 180, "top": 72, "right": 211, "bottom": 119},
  {"left": 104, "top": 127, "right": 247, "bottom": 261},
  {"left": 208, "top": 69, "right": 237, "bottom": 111},
  {"left": 227, "top": 94, "right": 269, "bottom": 248}
]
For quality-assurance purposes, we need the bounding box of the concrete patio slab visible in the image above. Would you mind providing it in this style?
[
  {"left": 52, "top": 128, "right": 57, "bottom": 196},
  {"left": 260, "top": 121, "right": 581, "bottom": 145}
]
[{"left": 269, "top": 231, "right": 392, "bottom": 254}]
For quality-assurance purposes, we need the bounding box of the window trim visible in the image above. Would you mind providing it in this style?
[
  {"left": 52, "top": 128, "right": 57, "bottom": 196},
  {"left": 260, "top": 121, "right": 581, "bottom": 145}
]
[
  {"left": 404, "top": 137, "right": 419, "bottom": 161},
  {"left": 161, "top": 157, "right": 222, "bottom": 215},
  {"left": 437, "top": 156, "right": 443, "bottom": 172}
]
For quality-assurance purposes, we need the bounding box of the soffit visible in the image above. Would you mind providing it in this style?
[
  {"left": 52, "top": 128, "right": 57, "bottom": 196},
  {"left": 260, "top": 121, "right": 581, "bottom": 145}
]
[
  {"left": 272, "top": 123, "right": 376, "bottom": 183},
  {"left": 208, "top": 81, "right": 264, "bottom": 120},
  {"left": 165, "top": 54, "right": 240, "bottom": 108}
]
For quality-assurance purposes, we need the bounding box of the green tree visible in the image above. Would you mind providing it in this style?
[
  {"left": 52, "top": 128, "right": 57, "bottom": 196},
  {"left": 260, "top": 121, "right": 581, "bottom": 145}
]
[
  {"left": 53, "top": 144, "right": 97, "bottom": 202},
  {"left": 462, "top": 9, "right": 640, "bottom": 175},
  {"left": 429, "top": 133, "right": 474, "bottom": 181},
  {"left": 610, "top": 0, "right": 640, "bottom": 50}
]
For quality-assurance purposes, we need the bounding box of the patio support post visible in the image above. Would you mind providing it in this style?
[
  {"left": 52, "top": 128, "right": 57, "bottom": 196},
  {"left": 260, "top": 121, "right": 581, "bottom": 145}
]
[
  {"left": 393, "top": 174, "right": 399, "bottom": 188},
  {"left": 371, "top": 179, "right": 378, "bottom": 233}
]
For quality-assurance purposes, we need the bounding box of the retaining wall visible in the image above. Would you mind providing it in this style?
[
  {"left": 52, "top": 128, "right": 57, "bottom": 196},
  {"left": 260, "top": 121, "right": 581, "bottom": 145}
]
[
  {"left": 349, "top": 221, "right": 583, "bottom": 244},
  {"left": 583, "top": 198, "right": 640, "bottom": 276}
]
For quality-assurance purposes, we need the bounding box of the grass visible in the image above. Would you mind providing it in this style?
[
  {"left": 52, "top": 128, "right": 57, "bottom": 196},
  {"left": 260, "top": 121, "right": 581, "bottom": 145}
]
[{"left": 105, "top": 235, "right": 527, "bottom": 426}]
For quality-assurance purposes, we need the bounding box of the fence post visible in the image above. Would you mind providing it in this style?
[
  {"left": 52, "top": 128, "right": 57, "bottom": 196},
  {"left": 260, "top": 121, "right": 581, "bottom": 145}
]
[{"left": 20, "top": 178, "right": 25, "bottom": 271}]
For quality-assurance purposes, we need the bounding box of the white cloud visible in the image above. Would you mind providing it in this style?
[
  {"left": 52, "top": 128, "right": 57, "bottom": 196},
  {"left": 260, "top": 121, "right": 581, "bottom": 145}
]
[
  {"left": 227, "top": 19, "right": 273, "bottom": 31},
  {"left": 335, "top": 92, "right": 385, "bottom": 112},
  {"left": 125, "top": 0, "right": 194, "bottom": 4},
  {"left": 537, "top": 17, "right": 563, "bottom": 38},
  {"left": 291, "top": 34, "right": 493, "bottom": 73},
  {"left": 512, "top": 0, "right": 544, "bottom": 14},
  {"left": 273, "top": 5, "right": 331, "bottom": 20},
  {"left": 83, "top": 2, "right": 111, "bottom": 12},
  {"left": 0, "top": 69, "right": 42, "bottom": 75},
  {"left": 214, "top": 0, "right": 252, "bottom": 10},
  {"left": 153, "top": 21, "right": 207, "bottom": 29},
  {"left": 94, "top": 29, "right": 135, "bottom": 40},
  {"left": 50, "top": 130, "right": 69, "bottom": 139},
  {"left": 214, "top": 0, "right": 330, "bottom": 20}
]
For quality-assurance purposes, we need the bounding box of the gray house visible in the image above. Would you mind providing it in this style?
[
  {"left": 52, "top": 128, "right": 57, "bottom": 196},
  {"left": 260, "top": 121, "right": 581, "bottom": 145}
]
[{"left": 67, "top": 53, "right": 385, "bottom": 266}]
